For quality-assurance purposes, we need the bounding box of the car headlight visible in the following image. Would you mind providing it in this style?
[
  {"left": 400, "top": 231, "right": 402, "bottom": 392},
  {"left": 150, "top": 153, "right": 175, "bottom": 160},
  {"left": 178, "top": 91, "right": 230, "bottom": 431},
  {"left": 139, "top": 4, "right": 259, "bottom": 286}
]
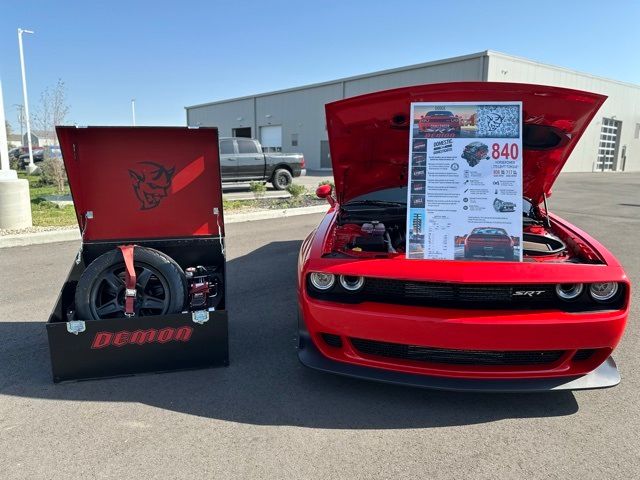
[
  {"left": 309, "top": 272, "right": 335, "bottom": 291},
  {"left": 589, "top": 282, "right": 619, "bottom": 302},
  {"left": 555, "top": 283, "right": 584, "bottom": 300},
  {"left": 339, "top": 275, "right": 365, "bottom": 292}
]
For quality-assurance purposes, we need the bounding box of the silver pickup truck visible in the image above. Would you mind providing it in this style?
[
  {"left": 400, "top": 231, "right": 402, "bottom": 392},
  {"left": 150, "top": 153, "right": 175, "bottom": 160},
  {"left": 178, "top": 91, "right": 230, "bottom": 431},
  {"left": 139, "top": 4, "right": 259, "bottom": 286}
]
[{"left": 219, "top": 137, "right": 306, "bottom": 190}]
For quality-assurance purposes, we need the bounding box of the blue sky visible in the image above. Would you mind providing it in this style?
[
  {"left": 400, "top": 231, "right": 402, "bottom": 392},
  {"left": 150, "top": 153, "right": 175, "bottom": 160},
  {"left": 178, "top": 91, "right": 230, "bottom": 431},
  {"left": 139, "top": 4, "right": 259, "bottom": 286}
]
[{"left": 1, "top": 0, "right": 638, "bottom": 129}]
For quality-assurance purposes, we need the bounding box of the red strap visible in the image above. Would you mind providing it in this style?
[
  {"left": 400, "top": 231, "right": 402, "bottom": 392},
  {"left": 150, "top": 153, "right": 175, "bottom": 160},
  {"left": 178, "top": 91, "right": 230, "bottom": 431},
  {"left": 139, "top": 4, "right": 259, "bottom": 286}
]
[{"left": 118, "top": 245, "right": 137, "bottom": 316}]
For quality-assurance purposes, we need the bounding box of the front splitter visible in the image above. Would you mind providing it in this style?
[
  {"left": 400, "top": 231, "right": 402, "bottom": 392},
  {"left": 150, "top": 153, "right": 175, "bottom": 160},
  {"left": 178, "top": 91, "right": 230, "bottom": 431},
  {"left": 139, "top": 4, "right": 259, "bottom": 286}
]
[{"left": 297, "top": 333, "right": 620, "bottom": 392}]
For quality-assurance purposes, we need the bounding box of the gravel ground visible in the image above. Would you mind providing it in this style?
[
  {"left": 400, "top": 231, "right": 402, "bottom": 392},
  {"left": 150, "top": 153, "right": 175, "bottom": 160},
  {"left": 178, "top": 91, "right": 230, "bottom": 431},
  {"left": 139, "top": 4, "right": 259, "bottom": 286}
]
[{"left": 0, "top": 225, "right": 76, "bottom": 236}]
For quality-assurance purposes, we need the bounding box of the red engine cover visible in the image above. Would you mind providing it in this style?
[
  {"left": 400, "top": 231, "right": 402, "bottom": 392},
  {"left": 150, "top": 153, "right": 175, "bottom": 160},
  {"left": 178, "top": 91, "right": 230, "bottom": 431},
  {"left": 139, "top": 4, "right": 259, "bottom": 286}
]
[{"left": 57, "top": 126, "right": 224, "bottom": 241}]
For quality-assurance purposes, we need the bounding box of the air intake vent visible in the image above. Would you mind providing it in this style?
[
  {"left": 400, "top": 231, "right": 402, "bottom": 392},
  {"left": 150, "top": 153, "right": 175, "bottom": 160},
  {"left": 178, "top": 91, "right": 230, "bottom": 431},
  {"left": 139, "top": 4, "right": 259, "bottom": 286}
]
[
  {"left": 351, "top": 338, "right": 564, "bottom": 366},
  {"left": 321, "top": 333, "right": 343, "bottom": 348}
]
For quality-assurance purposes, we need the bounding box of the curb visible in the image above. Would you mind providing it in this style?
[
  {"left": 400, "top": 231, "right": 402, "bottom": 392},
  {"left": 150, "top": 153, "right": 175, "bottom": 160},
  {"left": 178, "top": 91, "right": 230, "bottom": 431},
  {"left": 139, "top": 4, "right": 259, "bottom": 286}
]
[
  {"left": 0, "top": 204, "right": 328, "bottom": 248},
  {"left": 224, "top": 204, "right": 327, "bottom": 224}
]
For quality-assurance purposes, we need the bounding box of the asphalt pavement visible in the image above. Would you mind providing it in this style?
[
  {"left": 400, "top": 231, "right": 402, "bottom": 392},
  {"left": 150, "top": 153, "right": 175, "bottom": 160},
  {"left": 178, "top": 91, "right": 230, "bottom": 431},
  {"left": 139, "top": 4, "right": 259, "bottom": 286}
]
[{"left": 0, "top": 172, "right": 638, "bottom": 479}]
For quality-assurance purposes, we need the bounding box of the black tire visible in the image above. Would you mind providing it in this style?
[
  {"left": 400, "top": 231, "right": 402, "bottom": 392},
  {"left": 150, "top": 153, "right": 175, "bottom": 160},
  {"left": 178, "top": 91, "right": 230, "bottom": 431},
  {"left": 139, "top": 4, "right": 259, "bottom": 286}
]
[
  {"left": 271, "top": 168, "right": 293, "bottom": 190},
  {"left": 75, "top": 246, "right": 187, "bottom": 320}
]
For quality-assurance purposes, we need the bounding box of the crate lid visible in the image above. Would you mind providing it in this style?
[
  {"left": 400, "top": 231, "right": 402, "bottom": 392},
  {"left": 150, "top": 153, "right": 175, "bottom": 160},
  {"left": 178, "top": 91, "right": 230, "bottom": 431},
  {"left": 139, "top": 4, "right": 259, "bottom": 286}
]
[{"left": 57, "top": 126, "right": 224, "bottom": 241}]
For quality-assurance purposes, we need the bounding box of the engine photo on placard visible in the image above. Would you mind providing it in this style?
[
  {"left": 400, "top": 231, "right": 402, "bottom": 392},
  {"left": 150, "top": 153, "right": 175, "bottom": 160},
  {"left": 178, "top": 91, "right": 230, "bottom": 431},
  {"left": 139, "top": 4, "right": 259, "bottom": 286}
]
[
  {"left": 46, "top": 127, "right": 229, "bottom": 382},
  {"left": 297, "top": 82, "right": 630, "bottom": 392}
]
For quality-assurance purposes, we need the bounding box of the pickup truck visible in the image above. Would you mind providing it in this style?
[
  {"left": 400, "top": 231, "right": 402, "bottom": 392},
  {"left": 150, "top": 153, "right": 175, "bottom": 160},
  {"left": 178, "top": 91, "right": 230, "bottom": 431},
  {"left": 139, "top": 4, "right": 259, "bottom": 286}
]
[{"left": 219, "top": 137, "right": 306, "bottom": 190}]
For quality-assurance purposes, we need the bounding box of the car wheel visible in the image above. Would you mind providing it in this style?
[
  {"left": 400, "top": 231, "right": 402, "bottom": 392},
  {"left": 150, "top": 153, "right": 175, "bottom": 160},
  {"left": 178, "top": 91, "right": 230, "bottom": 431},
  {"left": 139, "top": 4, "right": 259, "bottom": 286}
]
[
  {"left": 271, "top": 168, "right": 293, "bottom": 190},
  {"left": 74, "top": 246, "right": 187, "bottom": 320}
]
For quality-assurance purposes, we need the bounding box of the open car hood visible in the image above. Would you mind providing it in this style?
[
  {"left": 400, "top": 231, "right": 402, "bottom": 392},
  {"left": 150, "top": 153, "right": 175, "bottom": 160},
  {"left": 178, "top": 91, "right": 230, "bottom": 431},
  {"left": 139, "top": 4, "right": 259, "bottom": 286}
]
[
  {"left": 325, "top": 82, "right": 605, "bottom": 205},
  {"left": 57, "top": 126, "right": 224, "bottom": 241}
]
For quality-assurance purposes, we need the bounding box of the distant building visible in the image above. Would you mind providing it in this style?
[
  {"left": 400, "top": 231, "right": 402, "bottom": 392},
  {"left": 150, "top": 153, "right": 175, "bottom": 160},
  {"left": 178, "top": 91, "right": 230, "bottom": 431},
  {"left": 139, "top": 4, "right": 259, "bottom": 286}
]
[
  {"left": 185, "top": 51, "right": 640, "bottom": 172},
  {"left": 9, "top": 130, "right": 57, "bottom": 148}
]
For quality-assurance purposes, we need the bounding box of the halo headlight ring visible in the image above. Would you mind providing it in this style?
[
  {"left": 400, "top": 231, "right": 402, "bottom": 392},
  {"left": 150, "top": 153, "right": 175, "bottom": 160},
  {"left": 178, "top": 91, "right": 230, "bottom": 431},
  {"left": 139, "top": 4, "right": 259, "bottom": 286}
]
[
  {"left": 339, "top": 275, "right": 365, "bottom": 292},
  {"left": 309, "top": 272, "right": 335, "bottom": 291},
  {"left": 555, "top": 283, "right": 584, "bottom": 301},
  {"left": 589, "top": 282, "right": 619, "bottom": 302}
]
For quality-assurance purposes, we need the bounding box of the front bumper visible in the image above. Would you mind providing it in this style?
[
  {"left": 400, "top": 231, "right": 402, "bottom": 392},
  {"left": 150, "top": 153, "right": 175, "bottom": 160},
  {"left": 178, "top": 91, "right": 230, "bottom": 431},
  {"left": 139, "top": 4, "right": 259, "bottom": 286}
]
[{"left": 298, "top": 331, "right": 620, "bottom": 392}]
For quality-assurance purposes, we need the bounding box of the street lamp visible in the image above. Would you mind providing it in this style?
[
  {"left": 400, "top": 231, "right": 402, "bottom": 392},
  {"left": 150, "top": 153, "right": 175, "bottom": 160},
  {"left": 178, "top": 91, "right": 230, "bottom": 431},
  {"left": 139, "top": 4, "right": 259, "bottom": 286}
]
[{"left": 17, "top": 28, "right": 35, "bottom": 173}]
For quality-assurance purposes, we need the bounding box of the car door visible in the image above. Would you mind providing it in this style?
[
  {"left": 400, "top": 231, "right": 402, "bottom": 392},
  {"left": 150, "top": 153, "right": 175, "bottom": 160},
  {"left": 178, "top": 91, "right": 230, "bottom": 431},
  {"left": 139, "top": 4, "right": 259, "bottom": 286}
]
[
  {"left": 236, "top": 139, "right": 265, "bottom": 179},
  {"left": 219, "top": 138, "right": 238, "bottom": 180}
]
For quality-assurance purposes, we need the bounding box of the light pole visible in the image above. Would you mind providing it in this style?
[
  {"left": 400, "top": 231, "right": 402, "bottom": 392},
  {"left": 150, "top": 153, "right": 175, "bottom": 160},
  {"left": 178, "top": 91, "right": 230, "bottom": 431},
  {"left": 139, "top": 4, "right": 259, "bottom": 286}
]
[
  {"left": 18, "top": 28, "right": 35, "bottom": 173},
  {"left": 131, "top": 99, "right": 136, "bottom": 126}
]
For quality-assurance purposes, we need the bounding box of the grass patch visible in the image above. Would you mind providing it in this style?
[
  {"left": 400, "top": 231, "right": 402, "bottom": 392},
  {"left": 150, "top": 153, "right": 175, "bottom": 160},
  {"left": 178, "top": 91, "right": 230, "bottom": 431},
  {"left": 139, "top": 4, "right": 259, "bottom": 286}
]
[
  {"left": 18, "top": 173, "right": 76, "bottom": 227},
  {"left": 30, "top": 201, "right": 78, "bottom": 227},
  {"left": 18, "top": 173, "right": 71, "bottom": 199},
  {"left": 222, "top": 195, "right": 324, "bottom": 212}
]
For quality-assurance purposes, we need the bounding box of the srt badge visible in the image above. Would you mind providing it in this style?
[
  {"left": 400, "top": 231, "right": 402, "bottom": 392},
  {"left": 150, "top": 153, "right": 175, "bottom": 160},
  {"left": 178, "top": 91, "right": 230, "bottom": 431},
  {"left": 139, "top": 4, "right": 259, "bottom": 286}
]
[{"left": 129, "top": 161, "right": 175, "bottom": 210}]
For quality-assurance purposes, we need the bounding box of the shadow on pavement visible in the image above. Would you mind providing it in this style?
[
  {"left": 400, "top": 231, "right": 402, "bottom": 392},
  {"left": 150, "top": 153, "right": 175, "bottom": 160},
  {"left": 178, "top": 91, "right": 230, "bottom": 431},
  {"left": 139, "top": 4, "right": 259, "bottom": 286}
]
[{"left": 0, "top": 240, "right": 579, "bottom": 428}]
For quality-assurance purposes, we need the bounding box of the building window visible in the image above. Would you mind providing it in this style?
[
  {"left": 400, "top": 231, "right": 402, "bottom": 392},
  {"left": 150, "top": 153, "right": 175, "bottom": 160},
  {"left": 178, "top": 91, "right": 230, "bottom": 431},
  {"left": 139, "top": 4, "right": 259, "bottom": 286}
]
[
  {"left": 291, "top": 133, "right": 298, "bottom": 147},
  {"left": 232, "top": 127, "right": 252, "bottom": 138}
]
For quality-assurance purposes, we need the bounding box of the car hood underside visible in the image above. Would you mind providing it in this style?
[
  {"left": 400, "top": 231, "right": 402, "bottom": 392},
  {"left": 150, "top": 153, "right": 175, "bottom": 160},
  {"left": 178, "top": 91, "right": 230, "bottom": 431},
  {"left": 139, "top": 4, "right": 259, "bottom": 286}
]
[{"left": 325, "top": 82, "right": 605, "bottom": 205}]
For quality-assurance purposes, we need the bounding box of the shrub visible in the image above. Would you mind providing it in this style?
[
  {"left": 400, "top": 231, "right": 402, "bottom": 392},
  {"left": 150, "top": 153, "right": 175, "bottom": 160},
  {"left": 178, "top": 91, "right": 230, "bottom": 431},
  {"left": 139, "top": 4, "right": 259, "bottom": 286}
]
[
  {"left": 249, "top": 181, "right": 267, "bottom": 199},
  {"left": 286, "top": 183, "right": 306, "bottom": 198},
  {"left": 318, "top": 180, "right": 335, "bottom": 189},
  {"left": 40, "top": 159, "right": 67, "bottom": 193}
]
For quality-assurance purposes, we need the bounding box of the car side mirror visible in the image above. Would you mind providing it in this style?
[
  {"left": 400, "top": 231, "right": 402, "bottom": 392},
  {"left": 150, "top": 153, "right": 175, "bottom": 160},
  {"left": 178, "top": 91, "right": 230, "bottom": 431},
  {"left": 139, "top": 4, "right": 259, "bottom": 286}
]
[{"left": 316, "top": 184, "right": 335, "bottom": 207}]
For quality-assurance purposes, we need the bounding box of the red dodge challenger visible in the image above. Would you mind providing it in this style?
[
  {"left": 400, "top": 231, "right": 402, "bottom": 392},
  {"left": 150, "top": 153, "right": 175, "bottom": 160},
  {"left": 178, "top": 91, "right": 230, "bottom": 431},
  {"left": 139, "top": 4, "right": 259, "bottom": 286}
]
[{"left": 297, "top": 82, "right": 630, "bottom": 391}]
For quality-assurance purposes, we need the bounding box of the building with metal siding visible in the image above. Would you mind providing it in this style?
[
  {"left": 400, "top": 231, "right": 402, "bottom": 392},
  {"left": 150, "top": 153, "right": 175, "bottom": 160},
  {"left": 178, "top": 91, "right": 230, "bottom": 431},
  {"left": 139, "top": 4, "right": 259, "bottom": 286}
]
[{"left": 185, "top": 51, "right": 640, "bottom": 172}]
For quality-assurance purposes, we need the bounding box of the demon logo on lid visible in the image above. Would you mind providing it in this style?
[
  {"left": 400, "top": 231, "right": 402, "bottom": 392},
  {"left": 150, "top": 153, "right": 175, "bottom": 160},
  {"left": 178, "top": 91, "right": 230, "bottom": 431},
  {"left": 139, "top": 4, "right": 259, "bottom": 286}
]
[{"left": 129, "top": 161, "right": 175, "bottom": 210}]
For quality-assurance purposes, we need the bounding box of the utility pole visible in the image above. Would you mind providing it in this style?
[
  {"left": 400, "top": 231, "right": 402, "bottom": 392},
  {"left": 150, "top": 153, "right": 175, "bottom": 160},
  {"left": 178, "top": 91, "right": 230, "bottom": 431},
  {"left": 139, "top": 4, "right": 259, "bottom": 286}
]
[{"left": 18, "top": 28, "right": 36, "bottom": 173}]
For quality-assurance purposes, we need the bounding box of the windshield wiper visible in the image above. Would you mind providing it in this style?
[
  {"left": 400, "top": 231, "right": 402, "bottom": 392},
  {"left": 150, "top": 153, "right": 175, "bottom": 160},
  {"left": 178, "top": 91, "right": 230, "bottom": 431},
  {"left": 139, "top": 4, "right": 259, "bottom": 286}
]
[{"left": 344, "top": 200, "right": 406, "bottom": 208}]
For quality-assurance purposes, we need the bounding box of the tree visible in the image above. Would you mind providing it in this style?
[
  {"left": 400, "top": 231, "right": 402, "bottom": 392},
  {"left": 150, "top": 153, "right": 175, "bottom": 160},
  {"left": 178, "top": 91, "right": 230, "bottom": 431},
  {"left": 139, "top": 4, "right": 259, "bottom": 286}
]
[{"left": 34, "top": 79, "right": 70, "bottom": 144}]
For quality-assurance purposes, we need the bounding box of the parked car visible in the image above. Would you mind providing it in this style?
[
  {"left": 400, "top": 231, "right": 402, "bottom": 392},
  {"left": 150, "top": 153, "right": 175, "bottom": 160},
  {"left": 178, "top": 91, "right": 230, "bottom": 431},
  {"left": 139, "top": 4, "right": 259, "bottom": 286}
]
[
  {"left": 18, "top": 145, "right": 62, "bottom": 169},
  {"left": 297, "top": 82, "right": 630, "bottom": 391},
  {"left": 8, "top": 147, "right": 21, "bottom": 161},
  {"left": 418, "top": 110, "right": 461, "bottom": 135},
  {"left": 218, "top": 137, "right": 305, "bottom": 190},
  {"left": 464, "top": 227, "right": 515, "bottom": 260}
]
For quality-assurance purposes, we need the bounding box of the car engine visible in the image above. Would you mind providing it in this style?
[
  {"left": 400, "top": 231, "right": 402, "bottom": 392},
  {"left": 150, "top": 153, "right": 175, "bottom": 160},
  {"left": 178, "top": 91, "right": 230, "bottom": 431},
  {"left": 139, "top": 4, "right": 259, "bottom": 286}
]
[{"left": 326, "top": 205, "right": 599, "bottom": 263}]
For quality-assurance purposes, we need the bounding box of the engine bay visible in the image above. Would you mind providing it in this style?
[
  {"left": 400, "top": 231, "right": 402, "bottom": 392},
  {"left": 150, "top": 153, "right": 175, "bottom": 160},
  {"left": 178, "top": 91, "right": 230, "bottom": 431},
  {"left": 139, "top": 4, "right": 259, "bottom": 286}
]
[{"left": 324, "top": 202, "right": 600, "bottom": 264}]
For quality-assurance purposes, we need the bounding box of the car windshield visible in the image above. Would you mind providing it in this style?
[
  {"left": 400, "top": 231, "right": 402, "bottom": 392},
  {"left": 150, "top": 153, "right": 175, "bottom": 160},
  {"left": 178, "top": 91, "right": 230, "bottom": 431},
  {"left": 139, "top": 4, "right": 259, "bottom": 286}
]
[
  {"left": 472, "top": 228, "right": 507, "bottom": 235},
  {"left": 427, "top": 111, "right": 453, "bottom": 116}
]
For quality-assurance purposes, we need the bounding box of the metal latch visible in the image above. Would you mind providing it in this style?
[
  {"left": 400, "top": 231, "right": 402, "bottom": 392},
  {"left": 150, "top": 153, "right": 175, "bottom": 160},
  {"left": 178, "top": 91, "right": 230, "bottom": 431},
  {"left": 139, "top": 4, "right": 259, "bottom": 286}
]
[
  {"left": 66, "top": 320, "right": 86, "bottom": 335},
  {"left": 192, "top": 310, "right": 209, "bottom": 325}
]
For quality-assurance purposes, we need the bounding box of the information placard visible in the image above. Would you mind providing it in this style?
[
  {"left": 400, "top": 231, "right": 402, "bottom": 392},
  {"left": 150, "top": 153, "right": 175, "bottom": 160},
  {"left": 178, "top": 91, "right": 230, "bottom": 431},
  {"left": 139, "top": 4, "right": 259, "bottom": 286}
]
[{"left": 406, "top": 102, "right": 523, "bottom": 261}]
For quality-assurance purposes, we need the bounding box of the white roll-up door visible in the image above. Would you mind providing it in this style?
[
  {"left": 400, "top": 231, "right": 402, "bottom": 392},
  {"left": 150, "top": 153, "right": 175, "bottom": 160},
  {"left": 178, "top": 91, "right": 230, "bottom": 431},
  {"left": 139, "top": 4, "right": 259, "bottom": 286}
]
[{"left": 260, "top": 125, "right": 282, "bottom": 152}]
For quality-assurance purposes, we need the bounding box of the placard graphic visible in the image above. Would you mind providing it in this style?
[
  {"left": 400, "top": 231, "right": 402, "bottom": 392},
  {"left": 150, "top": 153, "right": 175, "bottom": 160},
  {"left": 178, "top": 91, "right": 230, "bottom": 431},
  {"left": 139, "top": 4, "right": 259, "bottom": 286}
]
[{"left": 406, "top": 102, "right": 523, "bottom": 261}]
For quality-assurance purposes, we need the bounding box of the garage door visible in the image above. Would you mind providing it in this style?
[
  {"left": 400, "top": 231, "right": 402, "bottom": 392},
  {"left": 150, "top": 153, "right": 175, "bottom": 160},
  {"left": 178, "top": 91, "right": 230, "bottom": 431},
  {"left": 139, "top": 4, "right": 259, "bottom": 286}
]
[
  {"left": 596, "top": 118, "right": 622, "bottom": 171},
  {"left": 260, "top": 125, "right": 282, "bottom": 153}
]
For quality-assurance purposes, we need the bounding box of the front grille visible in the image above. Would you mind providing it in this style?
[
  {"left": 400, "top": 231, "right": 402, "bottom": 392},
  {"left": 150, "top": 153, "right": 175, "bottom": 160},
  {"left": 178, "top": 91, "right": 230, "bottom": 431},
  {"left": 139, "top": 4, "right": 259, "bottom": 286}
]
[
  {"left": 363, "top": 278, "right": 554, "bottom": 308},
  {"left": 351, "top": 338, "right": 565, "bottom": 366},
  {"left": 306, "top": 276, "right": 626, "bottom": 312}
]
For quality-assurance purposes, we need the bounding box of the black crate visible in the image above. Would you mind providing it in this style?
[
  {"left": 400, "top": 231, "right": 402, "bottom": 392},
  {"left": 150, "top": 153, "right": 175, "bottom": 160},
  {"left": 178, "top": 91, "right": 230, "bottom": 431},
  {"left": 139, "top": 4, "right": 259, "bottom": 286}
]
[{"left": 47, "top": 237, "right": 229, "bottom": 383}]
